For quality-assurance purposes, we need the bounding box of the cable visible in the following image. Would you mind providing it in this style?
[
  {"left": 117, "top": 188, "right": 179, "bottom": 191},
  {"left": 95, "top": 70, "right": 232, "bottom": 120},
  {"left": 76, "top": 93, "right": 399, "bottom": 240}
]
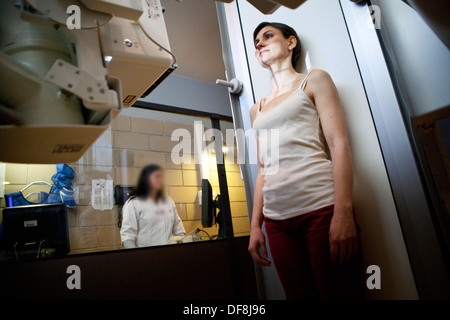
[
  {"left": 179, "top": 229, "right": 197, "bottom": 243},
  {"left": 179, "top": 228, "right": 212, "bottom": 242},
  {"left": 195, "top": 228, "right": 212, "bottom": 241},
  {"left": 36, "top": 239, "right": 47, "bottom": 258},
  {"left": 13, "top": 242, "right": 18, "bottom": 262},
  {"left": 138, "top": 23, "right": 177, "bottom": 67}
]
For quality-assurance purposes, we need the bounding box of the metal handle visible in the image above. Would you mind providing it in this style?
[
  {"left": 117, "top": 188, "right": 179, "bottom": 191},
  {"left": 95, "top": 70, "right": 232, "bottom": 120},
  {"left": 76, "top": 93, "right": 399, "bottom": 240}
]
[{"left": 216, "top": 78, "right": 243, "bottom": 95}]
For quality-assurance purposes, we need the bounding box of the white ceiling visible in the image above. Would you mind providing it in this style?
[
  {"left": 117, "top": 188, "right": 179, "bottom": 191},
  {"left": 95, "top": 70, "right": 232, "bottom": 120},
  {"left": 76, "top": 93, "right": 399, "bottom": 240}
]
[{"left": 161, "top": 0, "right": 226, "bottom": 83}]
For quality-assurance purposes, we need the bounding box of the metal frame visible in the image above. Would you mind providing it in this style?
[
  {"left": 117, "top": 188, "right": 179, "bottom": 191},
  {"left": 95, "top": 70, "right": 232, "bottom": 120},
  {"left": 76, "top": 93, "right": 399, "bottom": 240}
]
[
  {"left": 216, "top": 2, "right": 270, "bottom": 299},
  {"left": 216, "top": 1, "right": 282, "bottom": 300},
  {"left": 340, "top": 0, "right": 450, "bottom": 299},
  {"left": 211, "top": 117, "right": 235, "bottom": 238},
  {"left": 369, "top": 0, "right": 450, "bottom": 257}
]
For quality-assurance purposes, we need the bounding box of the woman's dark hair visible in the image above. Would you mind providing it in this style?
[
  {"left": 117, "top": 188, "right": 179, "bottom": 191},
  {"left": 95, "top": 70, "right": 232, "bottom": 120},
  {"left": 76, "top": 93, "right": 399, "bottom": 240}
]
[
  {"left": 253, "top": 22, "right": 301, "bottom": 69},
  {"left": 130, "top": 164, "right": 164, "bottom": 201}
]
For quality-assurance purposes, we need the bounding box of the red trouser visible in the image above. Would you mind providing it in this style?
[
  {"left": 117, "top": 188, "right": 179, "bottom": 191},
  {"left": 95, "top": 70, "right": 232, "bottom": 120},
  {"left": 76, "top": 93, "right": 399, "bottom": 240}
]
[{"left": 264, "top": 205, "right": 364, "bottom": 300}]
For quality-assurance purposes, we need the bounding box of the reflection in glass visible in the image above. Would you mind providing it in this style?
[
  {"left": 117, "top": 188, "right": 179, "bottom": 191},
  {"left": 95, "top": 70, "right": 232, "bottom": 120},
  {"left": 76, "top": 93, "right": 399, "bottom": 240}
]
[
  {"left": 120, "top": 165, "right": 186, "bottom": 248},
  {"left": 0, "top": 108, "right": 250, "bottom": 260}
]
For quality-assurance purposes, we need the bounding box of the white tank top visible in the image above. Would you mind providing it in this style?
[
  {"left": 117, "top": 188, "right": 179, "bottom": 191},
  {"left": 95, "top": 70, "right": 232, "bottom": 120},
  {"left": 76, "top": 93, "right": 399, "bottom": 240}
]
[{"left": 252, "top": 71, "right": 335, "bottom": 220}]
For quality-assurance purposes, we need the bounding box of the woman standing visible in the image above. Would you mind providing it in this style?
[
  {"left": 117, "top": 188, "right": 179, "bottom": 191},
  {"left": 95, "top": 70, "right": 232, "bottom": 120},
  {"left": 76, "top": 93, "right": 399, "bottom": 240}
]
[
  {"left": 248, "top": 22, "right": 363, "bottom": 299},
  {"left": 121, "top": 164, "right": 185, "bottom": 248}
]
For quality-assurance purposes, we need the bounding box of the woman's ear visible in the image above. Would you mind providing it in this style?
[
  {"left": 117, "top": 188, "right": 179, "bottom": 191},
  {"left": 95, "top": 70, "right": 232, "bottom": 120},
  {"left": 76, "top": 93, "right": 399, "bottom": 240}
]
[{"left": 288, "top": 35, "right": 297, "bottom": 51}]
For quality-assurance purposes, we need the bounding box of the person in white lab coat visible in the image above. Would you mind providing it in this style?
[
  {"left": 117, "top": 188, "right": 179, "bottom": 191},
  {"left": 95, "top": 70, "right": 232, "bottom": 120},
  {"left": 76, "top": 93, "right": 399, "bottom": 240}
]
[{"left": 120, "top": 164, "right": 185, "bottom": 248}]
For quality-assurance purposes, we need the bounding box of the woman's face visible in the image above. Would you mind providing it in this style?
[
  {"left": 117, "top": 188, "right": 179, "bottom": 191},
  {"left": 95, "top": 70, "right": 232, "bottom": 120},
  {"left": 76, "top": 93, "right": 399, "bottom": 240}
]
[
  {"left": 254, "top": 26, "right": 294, "bottom": 68},
  {"left": 148, "top": 169, "right": 164, "bottom": 192}
]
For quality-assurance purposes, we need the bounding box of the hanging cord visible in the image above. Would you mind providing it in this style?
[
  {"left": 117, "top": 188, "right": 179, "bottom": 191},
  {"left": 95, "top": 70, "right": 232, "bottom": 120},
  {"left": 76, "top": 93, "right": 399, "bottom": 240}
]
[
  {"left": 181, "top": 229, "right": 198, "bottom": 243},
  {"left": 195, "top": 228, "right": 212, "bottom": 241},
  {"left": 138, "top": 24, "right": 177, "bottom": 67},
  {"left": 13, "top": 242, "right": 19, "bottom": 262},
  {"left": 36, "top": 239, "right": 48, "bottom": 258}
]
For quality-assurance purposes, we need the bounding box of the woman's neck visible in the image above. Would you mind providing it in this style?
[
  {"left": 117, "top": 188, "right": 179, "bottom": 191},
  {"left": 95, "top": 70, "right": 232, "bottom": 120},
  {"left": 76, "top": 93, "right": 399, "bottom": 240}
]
[
  {"left": 149, "top": 191, "right": 158, "bottom": 201},
  {"left": 268, "top": 59, "right": 299, "bottom": 94}
]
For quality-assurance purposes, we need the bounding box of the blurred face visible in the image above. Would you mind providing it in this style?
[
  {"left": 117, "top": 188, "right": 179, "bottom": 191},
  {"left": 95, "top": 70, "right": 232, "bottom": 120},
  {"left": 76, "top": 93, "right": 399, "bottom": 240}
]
[
  {"left": 148, "top": 169, "right": 164, "bottom": 192},
  {"left": 254, "top": 26, "right": 295, "bottom": 68}
]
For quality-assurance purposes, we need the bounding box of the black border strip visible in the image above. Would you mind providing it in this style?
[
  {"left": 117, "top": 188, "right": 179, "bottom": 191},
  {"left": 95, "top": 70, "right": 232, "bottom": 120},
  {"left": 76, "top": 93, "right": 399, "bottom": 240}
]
[{"left": 133, "top": 100, "right": 233, "bottom": 122}]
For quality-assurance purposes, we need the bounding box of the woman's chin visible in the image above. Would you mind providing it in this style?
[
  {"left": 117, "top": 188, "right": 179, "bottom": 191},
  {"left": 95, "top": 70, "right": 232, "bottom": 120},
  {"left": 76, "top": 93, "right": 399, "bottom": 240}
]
[{"left": 262, "top": 61, "right": 273, "bottom": 69}]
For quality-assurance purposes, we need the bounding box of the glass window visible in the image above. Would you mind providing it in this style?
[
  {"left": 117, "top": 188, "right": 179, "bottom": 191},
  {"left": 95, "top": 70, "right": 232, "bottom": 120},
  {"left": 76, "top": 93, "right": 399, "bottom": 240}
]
[{"left": 0, "top": 107, "right": 250, "bottom": 260}]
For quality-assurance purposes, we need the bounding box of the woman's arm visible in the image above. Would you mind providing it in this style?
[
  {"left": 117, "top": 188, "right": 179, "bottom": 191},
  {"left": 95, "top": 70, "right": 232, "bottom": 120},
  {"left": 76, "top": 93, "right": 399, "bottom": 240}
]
[
  {"left": 309, "top": 69, "right": 358, "bottom": 264},
  {"left": 248, "top": 105, "right": 271, "bottom": 266},
  {"left": 171, "top": 200, "right": 186, "bottom": 236},
  {"left": 248, "top": 172, "right": 271, "bottom": 266},
  {"left": 120, "top": 199, "right": 139, "bottom": 248}
]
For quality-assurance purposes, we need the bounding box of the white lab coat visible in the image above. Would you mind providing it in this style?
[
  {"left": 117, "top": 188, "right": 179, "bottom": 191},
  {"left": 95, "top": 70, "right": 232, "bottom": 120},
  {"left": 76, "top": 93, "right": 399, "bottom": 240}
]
[{"left": 120, "top": 195, "right": 185, "bottom": 248}]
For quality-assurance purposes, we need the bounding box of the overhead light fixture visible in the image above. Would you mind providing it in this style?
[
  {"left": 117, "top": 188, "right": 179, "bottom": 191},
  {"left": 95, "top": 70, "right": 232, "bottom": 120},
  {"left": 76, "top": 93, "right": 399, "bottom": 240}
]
[{"left": 210, "top": 146, "right": 230, "bottom": 154}]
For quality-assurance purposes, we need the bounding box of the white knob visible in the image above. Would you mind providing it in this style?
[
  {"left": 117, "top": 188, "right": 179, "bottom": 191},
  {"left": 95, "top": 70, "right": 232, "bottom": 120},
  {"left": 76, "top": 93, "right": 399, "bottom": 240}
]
[{"left": 216, "top": 78, "right": 243, "bottom": 95}]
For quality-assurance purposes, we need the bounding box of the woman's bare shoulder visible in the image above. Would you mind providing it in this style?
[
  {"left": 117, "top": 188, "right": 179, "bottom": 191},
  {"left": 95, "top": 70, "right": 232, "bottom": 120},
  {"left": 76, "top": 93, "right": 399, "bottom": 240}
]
[
  {"left": 308, "top": 69, "right": 333, "bottom": 83},
  {"left": 250, "top": 102, "right": 259, "bottom": 125}
]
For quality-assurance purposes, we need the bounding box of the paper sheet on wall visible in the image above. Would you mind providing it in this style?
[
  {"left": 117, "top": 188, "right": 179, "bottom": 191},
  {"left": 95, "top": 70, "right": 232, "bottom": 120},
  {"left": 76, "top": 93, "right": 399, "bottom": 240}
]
[{"left": 91, "top": 179, "right": 113, "bottom": 210}]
